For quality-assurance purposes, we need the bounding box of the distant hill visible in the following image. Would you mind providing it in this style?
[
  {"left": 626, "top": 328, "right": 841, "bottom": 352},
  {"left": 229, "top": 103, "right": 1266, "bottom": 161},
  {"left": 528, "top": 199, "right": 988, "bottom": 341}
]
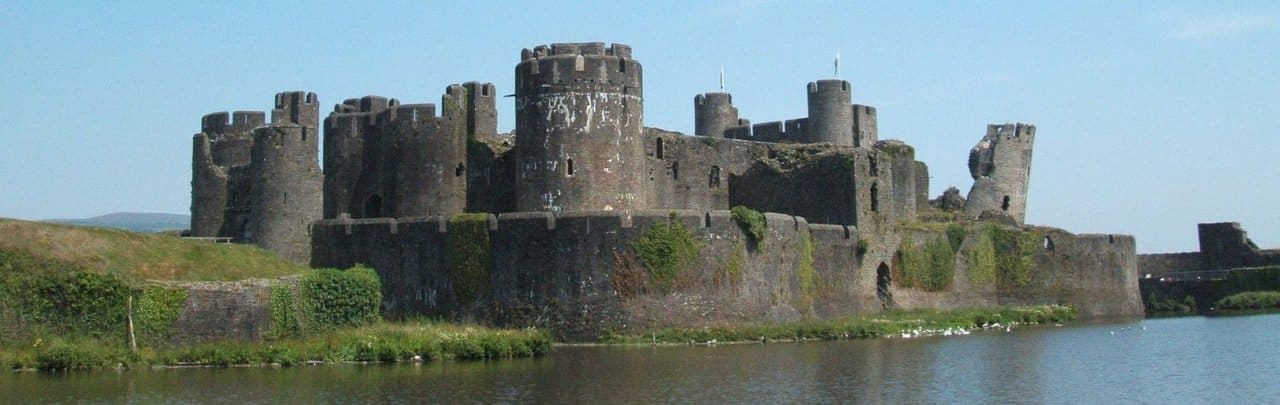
[
  {"left": 45, "top": 212, "right": 189, "bottom": 233},
  {"left": 0, "top": 217, "right": 305, "bottom": 281}
]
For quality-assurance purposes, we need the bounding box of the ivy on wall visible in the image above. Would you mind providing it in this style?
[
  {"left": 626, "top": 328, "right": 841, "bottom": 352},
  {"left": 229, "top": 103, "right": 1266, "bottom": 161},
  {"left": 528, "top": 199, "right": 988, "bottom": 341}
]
[
  {"left": 631, "top": 215, "right": 701, "bottom": 292},
  {"left": 447, "top": 213, "right": 492, "bottom": 306}
]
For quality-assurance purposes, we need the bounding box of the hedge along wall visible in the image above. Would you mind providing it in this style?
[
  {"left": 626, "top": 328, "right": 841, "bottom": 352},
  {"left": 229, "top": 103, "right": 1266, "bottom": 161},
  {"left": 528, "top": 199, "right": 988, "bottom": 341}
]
[{"left": 0, "top": 249, "right": 191, "bottom": 347}]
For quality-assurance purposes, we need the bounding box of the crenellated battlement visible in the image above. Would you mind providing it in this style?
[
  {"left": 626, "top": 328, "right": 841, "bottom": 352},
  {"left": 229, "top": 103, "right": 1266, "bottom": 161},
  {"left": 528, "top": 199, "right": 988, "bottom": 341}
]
[
  {"left": 516, "top": 43, "right": 641, "bottom": 97},
  {"left": 808, "top": 79, "right": 851, "bottom": 94},
  {"left": 272, "top": 91, "right": 320, "bottom": 127},
  {"left": 521, "top": 42, "right": 633, "bottom": 61},
  {"left": 201, "top": 111, "right": 266, "bottom": 134},
  {"left": 987, "top": 122, "right": 1036, "bottom": 141}
]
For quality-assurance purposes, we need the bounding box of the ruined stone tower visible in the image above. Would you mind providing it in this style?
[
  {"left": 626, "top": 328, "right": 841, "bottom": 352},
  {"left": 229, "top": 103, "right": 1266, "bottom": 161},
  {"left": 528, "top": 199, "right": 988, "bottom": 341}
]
[
  {"left": 191, "top": 111, "right": 265, "bottom": 239},
  {"left": 190, "top": 91, "right": 320, "bottom": 263},
  {"left": 514, "top": 42, "right": 647, "bottom": 212},
  {"left": 321, "top": 82, "right": 493, "bottom": 219},
  {"left": 248, "top": 91, "right": 322, "bottom": 263},
  {"left": 853, "top": 104, "right": 878, "bottom": 147},
  {"left": 965, "top": 123, "right": 1035, "bottom": 224},
  {"left": 807, "top": 79, "right": 855, "bottom": 146},
  {"left": 694, "top": 92, "right": 739, "bottom": 138}
]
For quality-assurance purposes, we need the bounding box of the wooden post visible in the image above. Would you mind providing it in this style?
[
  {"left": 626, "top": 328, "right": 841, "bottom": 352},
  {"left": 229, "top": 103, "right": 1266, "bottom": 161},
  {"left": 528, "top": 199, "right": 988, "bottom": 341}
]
[{"left": 127, "top": 296, "right": 137, "bottom": 351}]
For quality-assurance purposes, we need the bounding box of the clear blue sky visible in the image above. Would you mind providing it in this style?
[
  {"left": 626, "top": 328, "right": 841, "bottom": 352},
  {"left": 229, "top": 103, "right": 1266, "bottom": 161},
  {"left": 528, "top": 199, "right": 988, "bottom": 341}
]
[{"left": 1, "top": 1, "right": 1276, "bottom": 253}]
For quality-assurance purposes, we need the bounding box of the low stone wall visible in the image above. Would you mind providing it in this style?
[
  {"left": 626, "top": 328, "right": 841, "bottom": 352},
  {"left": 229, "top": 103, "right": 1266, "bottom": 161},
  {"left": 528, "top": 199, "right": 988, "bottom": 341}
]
[
  {"left": 150, "top": 277, "right": 297, "bottom": 345},
  {"left": 1137, "top": 252, "right": 1204, "bottom": 276},
  {"left": 311, "top": 211, "right": 1142, "bottom": 340}
]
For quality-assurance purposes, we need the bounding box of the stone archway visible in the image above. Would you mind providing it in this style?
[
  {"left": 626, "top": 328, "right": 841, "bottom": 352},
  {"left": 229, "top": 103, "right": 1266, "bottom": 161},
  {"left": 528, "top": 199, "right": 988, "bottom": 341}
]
[{"left": 876, "top": 262, "right": 896, "bottom": 309}]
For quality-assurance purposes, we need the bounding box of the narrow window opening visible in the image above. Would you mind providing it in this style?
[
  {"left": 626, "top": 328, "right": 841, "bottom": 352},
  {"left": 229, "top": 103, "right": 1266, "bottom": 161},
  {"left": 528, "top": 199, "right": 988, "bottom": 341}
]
[
  {"left": 1043, "top": 236, "right": 1055, "bottom": 250},
  {"left": 656, "top": 138, "right": 665, "bottom": 159},
  {"left": 704, "top": 212, "right": 711, "bottom": 227},
  {"left": 870, "top": 183, "right": 880, "bottom": 212},
  {"left": 1109, "top": 235, "right": 1116, "bottom": 244},
  {"left": 1001, "top": 195, "right": 1011, "bottom": 211},
  {"left": 566, "top": 159, "right": 575, "bottom": 176},
  {"left": 283, "top": 192, "right": 288, "bottom": 204},
  {"left": 455, "top": 162, "right": 466, "bottom": 177},
  {"left": 869, "top": 155, "right": 878, "bottom": 176},
  {"left": 709, "top": 165, "right": 721, "bottom": 189},
  {"left": 672, "top": 161, "right": 679, "bottom": 180}
]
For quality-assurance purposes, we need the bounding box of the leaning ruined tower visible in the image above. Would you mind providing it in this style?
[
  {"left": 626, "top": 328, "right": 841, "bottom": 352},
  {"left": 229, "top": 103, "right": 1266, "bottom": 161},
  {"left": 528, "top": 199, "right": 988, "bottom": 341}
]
[
  {"left": 514, "top": 42, "right": 648, "bottom": 212},
  {"left": 965, "top": 123, "right": 1035, "bottom": 224}
]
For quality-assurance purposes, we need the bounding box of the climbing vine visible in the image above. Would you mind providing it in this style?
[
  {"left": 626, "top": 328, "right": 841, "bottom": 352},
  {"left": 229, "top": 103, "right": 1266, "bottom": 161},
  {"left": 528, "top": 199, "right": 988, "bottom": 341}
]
[
  {"left": 631, "top": 215, "right": 701, "bottom": 292},
  {"left": 448, "top": 213, "right": 492, "bottom": 306}
]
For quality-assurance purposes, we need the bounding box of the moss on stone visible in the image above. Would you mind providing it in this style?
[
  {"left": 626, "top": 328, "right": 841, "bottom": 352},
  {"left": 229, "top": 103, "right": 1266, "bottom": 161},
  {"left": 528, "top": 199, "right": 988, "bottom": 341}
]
[
  {"left": 447, "top": 213, "right": 492, "bottom": 306},
  {"left": 731, "top": 205, "right": 767, "bottom": 244},
  {"left": 715, "top": 241, "right": 746, "bottom": 286},
  {"left": 269, "top": 285, "right": 300, "bottom": 340},
  {"left": 896, "top": 237, "right": 954, "bottom": 291},
  {"left": 797, "top": 231, "right": 818, "bottom": 313},
  {"left": 945, "top": 223, "right": 967, "bottom": 253},
  {"left": 966, "top": 229, "right": 998, "bottom": 286},
  {"left": 631, "top": 215, "right": 701, "bottom": 292},
  {"left": 982, "top": 224, "right": 1040, "bottom": 289}
]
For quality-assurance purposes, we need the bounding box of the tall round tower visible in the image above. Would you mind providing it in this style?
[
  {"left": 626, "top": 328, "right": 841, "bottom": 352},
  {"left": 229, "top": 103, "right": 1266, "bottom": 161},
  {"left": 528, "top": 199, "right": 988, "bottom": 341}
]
[
  {"left": 806, "top": 79, "right": 854, "bottom": 146},
  {"left": 249, "top": 91, "right": 321, "bottom": 264},
  {"left": 694, "top": 92, "right": 738, "bottom": 138},
  {"left": 514, "top": 42, "right": 647, "bottom": 212}
]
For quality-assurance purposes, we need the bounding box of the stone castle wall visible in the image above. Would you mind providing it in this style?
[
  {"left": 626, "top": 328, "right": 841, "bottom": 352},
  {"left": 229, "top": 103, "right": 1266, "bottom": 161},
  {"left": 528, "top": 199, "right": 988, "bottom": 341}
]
[{"left": 311, "top": 211, "right": 1141, "bottom": 340}]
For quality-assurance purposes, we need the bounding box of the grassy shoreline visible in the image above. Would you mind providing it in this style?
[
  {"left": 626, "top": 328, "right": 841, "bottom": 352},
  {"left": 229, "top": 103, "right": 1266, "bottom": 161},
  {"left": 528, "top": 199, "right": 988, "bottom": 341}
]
[
  {"left": 4, "top": 321, "right": 552, "bottom": 372},
  {"left": 601, "top": 305, "right": 1076, "bottom": 345}
]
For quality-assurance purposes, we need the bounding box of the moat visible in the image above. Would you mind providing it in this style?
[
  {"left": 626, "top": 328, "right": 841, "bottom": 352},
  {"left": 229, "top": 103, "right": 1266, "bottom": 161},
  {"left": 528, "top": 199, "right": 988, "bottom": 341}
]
[{"left": 8, "top": 314, "right": 1278, "bottom": 403}]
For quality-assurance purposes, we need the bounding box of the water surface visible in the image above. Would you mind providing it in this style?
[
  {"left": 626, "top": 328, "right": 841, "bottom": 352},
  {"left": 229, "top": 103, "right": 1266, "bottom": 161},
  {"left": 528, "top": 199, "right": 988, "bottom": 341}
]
[{"left": 7, "top": 314, "right": 1279, "bottom": 403}]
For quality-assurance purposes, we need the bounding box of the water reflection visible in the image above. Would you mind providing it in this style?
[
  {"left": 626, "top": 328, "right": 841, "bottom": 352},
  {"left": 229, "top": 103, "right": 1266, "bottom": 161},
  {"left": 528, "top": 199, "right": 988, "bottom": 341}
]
[{"left": 7, "top": 314, "right": 1280, "bottom": 403}]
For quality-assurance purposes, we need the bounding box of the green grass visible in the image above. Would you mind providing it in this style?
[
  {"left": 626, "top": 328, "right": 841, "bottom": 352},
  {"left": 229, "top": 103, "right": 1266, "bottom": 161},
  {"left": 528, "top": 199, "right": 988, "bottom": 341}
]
[
  {"left": 0, "top": 218, "right": 306, "bottom": 282},
  {"left": 602, "top": 305, "right": 1075, "bottom": 344},
  {"left": 5, "top": 320, "right": 553, "bottom": 371}
]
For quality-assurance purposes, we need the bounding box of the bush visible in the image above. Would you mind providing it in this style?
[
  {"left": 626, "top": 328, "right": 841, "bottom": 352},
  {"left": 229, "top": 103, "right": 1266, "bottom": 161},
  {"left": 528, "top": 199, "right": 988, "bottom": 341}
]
[
  {"left": 299, "top": 266, "right": 382, "bottom": 331},
  {"left": 630, "top": 215, "right": 701, "bottom": 291},
  {"left": 269, "top": 285, "right": 301, "bottom": 339},
  {"left": 731, "top": 206, "right": 767, "bottom": 243},
  {"left": 966, "top": 229, "right": 997, "bottom": 286},
  {"left": 447, "top": 213, "right": 492, "bottom": 306},
  {"left": 1216, "top": 291, "right": 1280, "bottom": 310},
  {"left": 134, "top": 285, "right": 188, "bottom": 346}
]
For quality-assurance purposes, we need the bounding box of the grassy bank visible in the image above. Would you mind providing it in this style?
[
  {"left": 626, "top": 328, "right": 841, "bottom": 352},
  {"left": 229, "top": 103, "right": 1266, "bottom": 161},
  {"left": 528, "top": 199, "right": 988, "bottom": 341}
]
[
  {"left": 3, "top": 321, "right": 552, "bottom": 371},
  {"left": 0, "top": 217, "right": 306, "bottom": 282},
  {"left": 602, "top": 305, "right": 1075, "bottom": 344}
]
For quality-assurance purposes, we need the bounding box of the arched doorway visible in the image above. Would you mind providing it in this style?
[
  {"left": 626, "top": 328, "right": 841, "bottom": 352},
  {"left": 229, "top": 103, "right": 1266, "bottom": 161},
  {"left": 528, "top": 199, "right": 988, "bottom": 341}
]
[
  {"left": 876, "top": 262, "right": 895, "bottom": 309},
  {"left": 363, "top": 194, "right": 383, "bottom": 218}
]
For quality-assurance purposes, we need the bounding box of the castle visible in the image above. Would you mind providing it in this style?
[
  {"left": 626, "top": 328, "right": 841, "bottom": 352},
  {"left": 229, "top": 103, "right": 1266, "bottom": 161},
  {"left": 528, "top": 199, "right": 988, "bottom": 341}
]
[{"left": 191, "top": 43, "right": 1141, "bottom": 339}]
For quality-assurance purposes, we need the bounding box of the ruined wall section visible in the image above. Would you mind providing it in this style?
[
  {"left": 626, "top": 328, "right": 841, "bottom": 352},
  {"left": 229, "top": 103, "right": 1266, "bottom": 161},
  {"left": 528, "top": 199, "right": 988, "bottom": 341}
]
[
  {"left": 644, "top": 128, "right": 766, "bottom": 211},
  {"left": 384, "top": 86, "right": 468, "bottom": 217},
  {"left": 514, "top": 43, "right": 648, "bottom": 212},
  {"left": 323, "top": 96, "right": 395, "bottom": 219},
  {"left": 875, "top": 140, "right": 918, "bottom": 222},
  {"left": 1197, "top": 222, "right": 1280, "bottom": 269},
  {"left": 965, "top": 123, "right": 1035, "bottom": 224},
  {"left": 312, "top": 211, "right": 1142, "bottom": 340},
  {"left": 191, "top": 111, "right": 265, "bottom": 238},
  {"left": 852, "top": 104, "right": 878, "bottom": 147},
  {"left": 727, "top": 146, "right": 892, "bottom": 232},
  {"left": 323, "top": 84, "right": 489, "bottom": 219}
]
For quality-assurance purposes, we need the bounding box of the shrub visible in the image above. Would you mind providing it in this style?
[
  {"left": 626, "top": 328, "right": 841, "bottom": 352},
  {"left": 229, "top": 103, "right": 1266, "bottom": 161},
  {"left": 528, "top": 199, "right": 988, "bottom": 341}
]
[
  {"left": 966, "top": 230, "right": 997, "bottom": 286},
  {"left": 1216, "top": 291, "right": 1280, "bottom": 310},
  {"left": 447, "top": 213, "right": 492, "bottom": 306},
  {"left": 855, "top": 239, "right": 869, "bottom": 258},
  {"left": 134, "top": 285, "right": 188, "bottom": 346},
  {"left": 731, "top": 206, "right": 767, "bottom": 243},
  {"left": 630, "top": 215, "right": 701, "bottom": 291},
  {"left": 269, "top": 285, "right": 301, "bottom": 339},
  {"left": 299, "top": 266, "right": 382, "bottom": 331}
]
